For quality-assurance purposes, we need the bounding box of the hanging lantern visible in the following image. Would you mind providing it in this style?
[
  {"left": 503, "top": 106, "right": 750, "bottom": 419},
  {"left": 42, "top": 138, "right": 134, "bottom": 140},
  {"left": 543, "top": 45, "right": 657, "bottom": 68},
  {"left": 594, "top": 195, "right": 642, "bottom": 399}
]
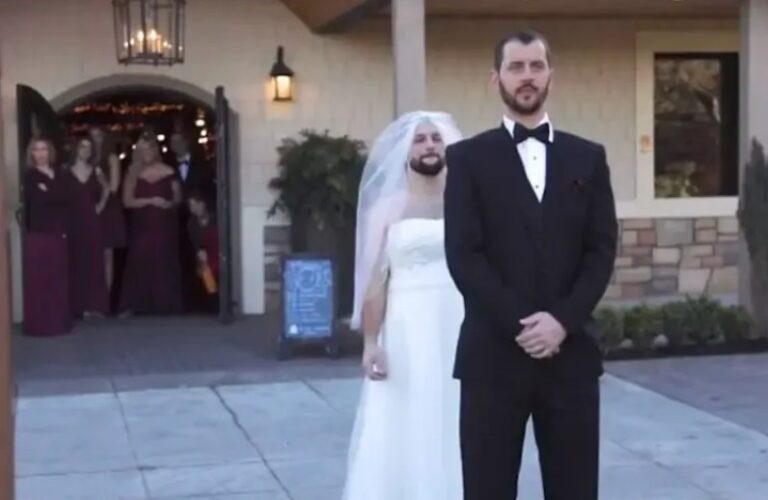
[
  {"left": 270, "top": 46, "right": 295, "bottom": 102},
  {"left": 113, "top": 0, "right": 186, "bottom": 66}
]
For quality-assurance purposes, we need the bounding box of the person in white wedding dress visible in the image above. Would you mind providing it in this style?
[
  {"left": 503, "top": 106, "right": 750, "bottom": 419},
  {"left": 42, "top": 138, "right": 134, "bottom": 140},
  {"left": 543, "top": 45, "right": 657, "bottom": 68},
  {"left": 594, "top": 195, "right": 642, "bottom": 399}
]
[{"left": 342, "top": 111, "right": 464, "bottom": 500}]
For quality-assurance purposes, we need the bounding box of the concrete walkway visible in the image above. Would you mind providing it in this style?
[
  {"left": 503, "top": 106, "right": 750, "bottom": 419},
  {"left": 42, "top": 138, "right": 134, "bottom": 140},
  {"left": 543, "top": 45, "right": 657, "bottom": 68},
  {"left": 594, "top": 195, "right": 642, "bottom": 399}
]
[{"left": 15, "top": 374, "right": 768, "bottom": 500}]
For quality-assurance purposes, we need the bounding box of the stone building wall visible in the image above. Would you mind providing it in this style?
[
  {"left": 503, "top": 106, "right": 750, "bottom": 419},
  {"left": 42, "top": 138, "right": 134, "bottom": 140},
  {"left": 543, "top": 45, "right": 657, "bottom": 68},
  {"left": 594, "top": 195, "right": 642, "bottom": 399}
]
[
  {"left": 263, "top": 226, "right": 291, "bottom": 313},
  {"left": 605, "top": 216, "right": 739, "bottom": 301},
  {"left": 263, "top": 216, "right": 741, "bottom": 313}
]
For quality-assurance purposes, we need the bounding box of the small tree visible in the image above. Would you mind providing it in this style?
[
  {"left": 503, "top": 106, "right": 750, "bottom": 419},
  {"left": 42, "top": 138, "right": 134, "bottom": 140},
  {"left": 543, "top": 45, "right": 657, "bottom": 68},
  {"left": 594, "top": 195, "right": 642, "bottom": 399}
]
[
  {"left": 737, "top": 139, "right": 768, "bottom": 337},
  {"left": 267, "top": 129, "right": 366, "bottom": 230},
  {"left": 266, "top": 129, "right": 366, "bottom": 316}
]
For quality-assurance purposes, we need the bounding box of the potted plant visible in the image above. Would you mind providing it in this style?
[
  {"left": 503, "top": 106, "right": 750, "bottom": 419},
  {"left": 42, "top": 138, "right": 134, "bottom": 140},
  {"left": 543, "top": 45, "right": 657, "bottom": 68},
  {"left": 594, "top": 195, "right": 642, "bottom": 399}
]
[
  {"left": 267, "top": 129, "right": 366, "bottom": 316},
  {"left": 738, "top": 139, "right": 768, "bottom": 337}
]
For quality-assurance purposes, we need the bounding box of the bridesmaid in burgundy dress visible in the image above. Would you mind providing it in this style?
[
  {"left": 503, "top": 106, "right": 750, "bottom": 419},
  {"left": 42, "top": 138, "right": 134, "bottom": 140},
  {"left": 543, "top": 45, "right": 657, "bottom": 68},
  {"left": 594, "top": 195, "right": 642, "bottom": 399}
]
[
  {"left": 89, "top": 126, "right": 127, "bottom": 297},
  {"left": 22, "top": 138, "right": 72, "bottom": 336},
  {"left": 63, "top": 137, "right": 110, "bottom": 319},
  {"left": 119, "top": 134, "right": 183, "bottom": 315}
]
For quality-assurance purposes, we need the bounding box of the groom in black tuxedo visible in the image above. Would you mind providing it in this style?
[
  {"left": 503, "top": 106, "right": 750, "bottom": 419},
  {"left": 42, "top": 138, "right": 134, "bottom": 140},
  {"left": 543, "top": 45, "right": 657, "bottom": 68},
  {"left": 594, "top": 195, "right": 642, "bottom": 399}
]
[{"left": 444, "top": 30, "right": 618, "bottom": 500}]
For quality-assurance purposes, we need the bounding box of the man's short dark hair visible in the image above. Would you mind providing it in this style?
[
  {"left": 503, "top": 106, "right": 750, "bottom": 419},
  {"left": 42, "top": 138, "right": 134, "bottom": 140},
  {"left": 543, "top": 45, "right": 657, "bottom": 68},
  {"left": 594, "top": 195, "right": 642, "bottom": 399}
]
[{"left": 494, "top": 30, "right": 552, "bottom": 70}]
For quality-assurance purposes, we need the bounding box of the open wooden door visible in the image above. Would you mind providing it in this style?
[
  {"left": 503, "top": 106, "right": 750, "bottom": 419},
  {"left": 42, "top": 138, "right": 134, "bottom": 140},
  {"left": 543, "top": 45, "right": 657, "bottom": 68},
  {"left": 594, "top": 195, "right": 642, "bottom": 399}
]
[
  {"left": 215, "top": 86, "right": 234, "bottom": 323},
  {"left": 16, "top": 84, "right": 65, "bottom": 227},
  {"left": 0, "top": 78, "right": 16, "bottom": 500},
  {"left": 6, "top": 88, "right": 65, "bottom": 488},
  {"left": 0, "top": 82, "right": 58, "bottom": 500}
]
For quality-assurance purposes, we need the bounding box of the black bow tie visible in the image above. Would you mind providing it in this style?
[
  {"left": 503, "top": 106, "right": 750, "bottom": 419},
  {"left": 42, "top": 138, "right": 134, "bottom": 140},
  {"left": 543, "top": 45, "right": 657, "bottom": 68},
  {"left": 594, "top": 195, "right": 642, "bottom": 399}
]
[{"left": 512, "top": 122, "right": 551, "bottom": 144}]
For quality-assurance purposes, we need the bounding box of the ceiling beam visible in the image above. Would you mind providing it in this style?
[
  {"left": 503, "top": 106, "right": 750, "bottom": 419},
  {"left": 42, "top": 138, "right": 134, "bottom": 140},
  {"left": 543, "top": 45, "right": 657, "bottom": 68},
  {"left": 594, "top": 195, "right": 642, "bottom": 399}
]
[
  {"left": 280, "top": 0, "right": 390, "bottom": 34},
  {"left": 280, "top": 0, "right": 736, "bottom": 33}
]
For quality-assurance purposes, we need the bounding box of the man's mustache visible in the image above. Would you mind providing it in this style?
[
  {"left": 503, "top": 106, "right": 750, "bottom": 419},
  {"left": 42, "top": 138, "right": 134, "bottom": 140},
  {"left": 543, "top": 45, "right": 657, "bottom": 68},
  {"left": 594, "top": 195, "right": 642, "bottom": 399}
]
[
  {"left": 516, "top": 84, "right": 539, "bottom": 94},
  {"left": 420, "top": 153, "right": 441, "bottom": 161}
]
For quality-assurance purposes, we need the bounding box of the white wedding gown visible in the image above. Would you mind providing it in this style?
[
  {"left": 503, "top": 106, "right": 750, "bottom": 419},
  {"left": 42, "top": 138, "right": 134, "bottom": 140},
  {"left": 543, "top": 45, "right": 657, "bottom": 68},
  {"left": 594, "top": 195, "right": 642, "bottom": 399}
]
[{"left": 342, "top": 218, "right": 464, "bottom": 500}]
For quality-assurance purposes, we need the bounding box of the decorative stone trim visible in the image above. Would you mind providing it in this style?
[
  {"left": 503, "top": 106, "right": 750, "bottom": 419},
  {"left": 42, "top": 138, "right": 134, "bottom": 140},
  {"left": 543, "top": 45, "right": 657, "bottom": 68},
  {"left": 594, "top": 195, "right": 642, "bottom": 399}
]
[
  {"left": 264, "top": 217, "right": 741, "bottom": 311},
  {"left": 264, "top": 225, "right": 291, "bottom": 312},
  {"left": 606, "top": 216, "right": 739, "bottom": 300}
]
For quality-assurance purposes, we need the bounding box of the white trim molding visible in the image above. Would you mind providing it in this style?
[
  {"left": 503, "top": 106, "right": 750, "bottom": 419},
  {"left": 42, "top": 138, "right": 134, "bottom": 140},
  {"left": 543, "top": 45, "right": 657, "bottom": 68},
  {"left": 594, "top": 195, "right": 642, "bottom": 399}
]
[
  {"left": 616, "top": 197, "right": 737, "bottom": 220},
  {"left": 631, "top": 30, "right": 740, "bottom": 219}
]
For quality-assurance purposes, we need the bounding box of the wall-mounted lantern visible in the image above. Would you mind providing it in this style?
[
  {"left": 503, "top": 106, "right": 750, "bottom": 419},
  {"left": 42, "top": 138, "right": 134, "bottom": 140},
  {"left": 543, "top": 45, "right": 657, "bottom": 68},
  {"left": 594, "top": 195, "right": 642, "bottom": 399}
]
[{"left": 270, "top": 46, "right": 295, "bottom": 102}]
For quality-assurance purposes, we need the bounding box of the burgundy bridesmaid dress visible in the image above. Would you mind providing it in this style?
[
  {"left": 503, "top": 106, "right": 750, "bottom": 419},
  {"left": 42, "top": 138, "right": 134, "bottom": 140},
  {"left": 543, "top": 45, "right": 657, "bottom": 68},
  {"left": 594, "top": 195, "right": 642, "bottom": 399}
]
[
  {"left": 99, "top": 160, "right": 127, "bottom": 250},
  {"left": 63, "top": 168, "right": 109, "bottom": 317},
  {"left": 22, "top": 168, "right": 72, "bottom": 336},
  {"left": 119, "top": 175, "right": 183, "bottom": 314}
]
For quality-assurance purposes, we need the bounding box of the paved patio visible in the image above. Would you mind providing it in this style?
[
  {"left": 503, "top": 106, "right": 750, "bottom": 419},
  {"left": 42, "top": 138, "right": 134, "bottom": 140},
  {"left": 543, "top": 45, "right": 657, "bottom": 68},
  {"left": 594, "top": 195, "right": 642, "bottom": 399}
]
[
  {"left": 609, "top": 353, "right": 768, "bottom": 437},
  {"left": 15, "top": 372, "right": 768, "bottom": 500},
  {"left": 11, "top": 317, "right": 768, "bottom": 498}
]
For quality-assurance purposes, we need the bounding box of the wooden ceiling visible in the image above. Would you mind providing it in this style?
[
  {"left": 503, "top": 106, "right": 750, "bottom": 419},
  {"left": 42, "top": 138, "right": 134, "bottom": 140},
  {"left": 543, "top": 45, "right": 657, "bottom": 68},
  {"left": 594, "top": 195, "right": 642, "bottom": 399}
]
[
  {"left": 419, "top": 0, "right": 738, "bottom": 18},
  {"left": 282, "top": 0, "right": 738, "bottom": 34}
]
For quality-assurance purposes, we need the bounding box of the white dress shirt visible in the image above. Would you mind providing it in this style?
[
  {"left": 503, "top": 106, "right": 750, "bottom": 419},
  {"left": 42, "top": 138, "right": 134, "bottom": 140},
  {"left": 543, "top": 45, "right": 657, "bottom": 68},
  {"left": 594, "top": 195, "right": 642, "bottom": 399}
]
[
  {"left": 177, "top": 153, "right": 191, "bottom": 181},
  {"left": 502, "top": 114, "right": 554, "bottom": 202}
]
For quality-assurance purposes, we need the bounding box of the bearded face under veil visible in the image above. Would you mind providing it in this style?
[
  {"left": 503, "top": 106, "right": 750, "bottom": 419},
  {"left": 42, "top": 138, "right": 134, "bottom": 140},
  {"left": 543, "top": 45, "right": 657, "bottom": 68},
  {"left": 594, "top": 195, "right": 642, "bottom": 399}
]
[{"left": 350, "top": 111, "right": 463, "bottom": 331}]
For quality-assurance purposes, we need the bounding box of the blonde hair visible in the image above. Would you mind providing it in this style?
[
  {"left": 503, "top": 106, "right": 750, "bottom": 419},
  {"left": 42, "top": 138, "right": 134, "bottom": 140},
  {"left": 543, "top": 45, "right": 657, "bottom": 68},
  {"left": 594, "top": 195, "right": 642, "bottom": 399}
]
[{"left": 26, "top": 138, "right": 56, "bottom": 168}]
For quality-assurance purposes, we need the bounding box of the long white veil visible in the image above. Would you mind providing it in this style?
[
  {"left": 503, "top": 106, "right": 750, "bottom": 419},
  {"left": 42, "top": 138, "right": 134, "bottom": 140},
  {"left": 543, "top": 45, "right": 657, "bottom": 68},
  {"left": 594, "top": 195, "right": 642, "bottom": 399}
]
[{"left": 349, "top": 111, "right": 463, "bottom": 330}]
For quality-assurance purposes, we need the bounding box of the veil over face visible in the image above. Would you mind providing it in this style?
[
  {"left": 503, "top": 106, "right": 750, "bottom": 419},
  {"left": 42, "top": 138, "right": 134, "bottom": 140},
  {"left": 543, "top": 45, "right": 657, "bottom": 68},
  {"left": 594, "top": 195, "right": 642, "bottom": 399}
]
[{"left": 350, "top": 111, "right": 463, "bottom": 330}]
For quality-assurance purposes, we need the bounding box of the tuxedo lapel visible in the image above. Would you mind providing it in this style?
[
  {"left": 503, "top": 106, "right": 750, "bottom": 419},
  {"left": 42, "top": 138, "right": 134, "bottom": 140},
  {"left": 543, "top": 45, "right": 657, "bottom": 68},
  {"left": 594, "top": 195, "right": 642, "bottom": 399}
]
[{"left": 490, "top": 127, "right": 541, "bottom": 233}]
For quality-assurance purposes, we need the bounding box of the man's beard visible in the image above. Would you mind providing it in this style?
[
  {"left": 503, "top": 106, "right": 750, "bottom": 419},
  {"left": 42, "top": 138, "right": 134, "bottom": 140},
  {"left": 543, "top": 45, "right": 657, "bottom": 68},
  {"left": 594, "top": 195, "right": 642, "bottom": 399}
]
[
  {"left": 409, "top": 153, "right": 445, "bottom": 176},
  {"left": 500, "top": 80, "right": 550, "bottom": 116}
]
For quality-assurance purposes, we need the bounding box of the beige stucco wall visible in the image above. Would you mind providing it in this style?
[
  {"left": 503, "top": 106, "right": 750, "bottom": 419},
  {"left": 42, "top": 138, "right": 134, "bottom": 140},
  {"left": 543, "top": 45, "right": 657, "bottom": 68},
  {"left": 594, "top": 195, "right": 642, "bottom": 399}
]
[{"left": 0, "top": 0, "right": 738, "bottom": 318}]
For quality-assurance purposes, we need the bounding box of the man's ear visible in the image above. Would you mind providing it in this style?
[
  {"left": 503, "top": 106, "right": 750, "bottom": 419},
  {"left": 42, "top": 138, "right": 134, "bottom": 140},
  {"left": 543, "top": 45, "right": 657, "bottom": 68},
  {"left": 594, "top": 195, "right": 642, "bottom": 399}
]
[
  {"left": 489, "top": 69, "right": 499, "bottom": 90},
  {"left": 547, "top": 68, "right": 555, "bottom": 93}
]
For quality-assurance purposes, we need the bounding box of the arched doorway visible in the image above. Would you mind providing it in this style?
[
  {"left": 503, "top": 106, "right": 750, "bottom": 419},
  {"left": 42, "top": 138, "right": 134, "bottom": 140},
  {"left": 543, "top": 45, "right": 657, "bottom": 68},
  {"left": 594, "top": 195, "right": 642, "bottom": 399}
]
[
  {"left": 60, "top": 87, "right": 218, "bottom": 317},
  {"left": 16, "top": 75, "right": 237, "bottom": 325}
]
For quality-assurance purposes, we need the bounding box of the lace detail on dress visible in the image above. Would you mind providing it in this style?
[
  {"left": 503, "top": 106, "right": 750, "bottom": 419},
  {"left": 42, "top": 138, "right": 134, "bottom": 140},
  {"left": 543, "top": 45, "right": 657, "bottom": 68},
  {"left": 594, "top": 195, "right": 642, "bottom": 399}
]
[{"left": 386, "top": 218, "right": 451, "bottom": 290}]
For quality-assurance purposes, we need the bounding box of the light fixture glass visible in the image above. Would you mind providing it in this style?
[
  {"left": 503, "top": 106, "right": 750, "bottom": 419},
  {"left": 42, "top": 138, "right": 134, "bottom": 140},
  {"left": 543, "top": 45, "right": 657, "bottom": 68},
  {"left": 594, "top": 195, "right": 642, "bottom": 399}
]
[
  {"left": 269, "top": 46, "right": 295, "bottom": 101},
  {"left": 113, "top": 0, "right": 186, "bottom": 66}
]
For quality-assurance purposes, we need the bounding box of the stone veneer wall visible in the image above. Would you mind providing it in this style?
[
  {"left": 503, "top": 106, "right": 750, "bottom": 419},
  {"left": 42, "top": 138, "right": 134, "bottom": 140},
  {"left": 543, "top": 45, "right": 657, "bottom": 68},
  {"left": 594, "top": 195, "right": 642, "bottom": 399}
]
[
  {"left": 263, "top": 226, "right": 291, "bottom": 312},
  {"left": 604, "top": 216, "right": 739, "bottom": 301},
  {"left": 263, "top": 216, "right": 741, "bottom": 312}
]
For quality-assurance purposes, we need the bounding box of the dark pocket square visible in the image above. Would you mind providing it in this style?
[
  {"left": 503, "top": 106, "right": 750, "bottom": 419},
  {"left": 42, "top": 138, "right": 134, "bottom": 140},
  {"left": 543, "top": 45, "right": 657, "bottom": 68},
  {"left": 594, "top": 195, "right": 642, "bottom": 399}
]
[{"left": 572, "top": 179, "right": 589, "bottom": 193}]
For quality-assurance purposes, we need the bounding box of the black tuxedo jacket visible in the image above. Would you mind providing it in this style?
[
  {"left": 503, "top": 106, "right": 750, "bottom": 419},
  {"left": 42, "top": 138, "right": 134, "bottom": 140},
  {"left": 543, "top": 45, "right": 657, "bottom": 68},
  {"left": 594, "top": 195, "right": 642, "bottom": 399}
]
[
  {"left": 175, "top": 154, "right": 214, "bottom": 200},
  {"left": 444, "top": 125, "right": 618, "bottom": 382}
]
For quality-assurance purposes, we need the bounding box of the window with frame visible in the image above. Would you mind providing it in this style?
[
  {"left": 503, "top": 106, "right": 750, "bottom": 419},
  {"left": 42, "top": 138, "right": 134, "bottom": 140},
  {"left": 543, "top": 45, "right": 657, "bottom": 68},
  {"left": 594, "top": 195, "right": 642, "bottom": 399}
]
[{"left": 653, "top": 52, "right": 739, "bottom": 198}]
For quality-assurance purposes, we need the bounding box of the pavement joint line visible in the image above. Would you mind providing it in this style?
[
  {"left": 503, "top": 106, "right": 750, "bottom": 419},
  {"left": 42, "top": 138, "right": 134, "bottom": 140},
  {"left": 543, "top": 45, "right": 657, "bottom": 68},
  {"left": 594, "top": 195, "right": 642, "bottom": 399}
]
[
  {"left": 302, "top": 378, "right": 346, "bottom": 415},
  {"left": 210, "top": 385, "right": 293, "bottom": 497},
  {"left": 15, "top": 466, "right": 140, "bottom": 479},
  {"left": 114, "top": 390, "right": 153, "bottom": 498}
]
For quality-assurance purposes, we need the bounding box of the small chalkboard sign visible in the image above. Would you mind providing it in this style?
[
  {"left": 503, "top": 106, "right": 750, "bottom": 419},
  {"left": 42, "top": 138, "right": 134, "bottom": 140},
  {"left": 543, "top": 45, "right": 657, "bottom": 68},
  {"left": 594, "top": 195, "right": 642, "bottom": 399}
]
[{"left": 278, "top": 254, "right": 340, "bottom": 359}]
